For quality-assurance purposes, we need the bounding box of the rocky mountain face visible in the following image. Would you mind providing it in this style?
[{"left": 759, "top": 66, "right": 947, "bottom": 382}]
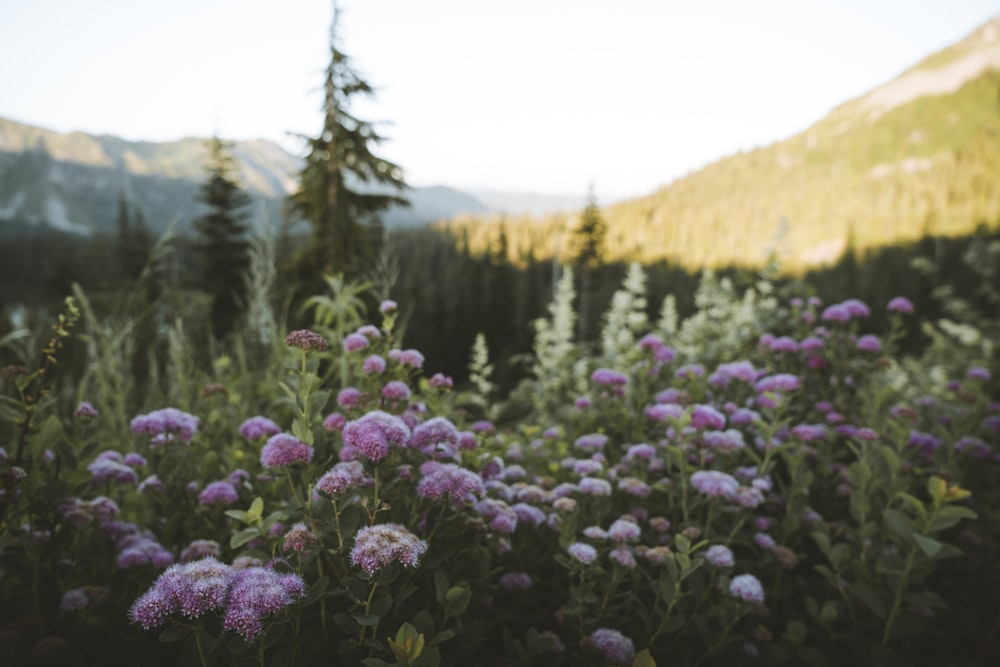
[{"left": 0, "top": 117, "right": 500, "bottom": 236}]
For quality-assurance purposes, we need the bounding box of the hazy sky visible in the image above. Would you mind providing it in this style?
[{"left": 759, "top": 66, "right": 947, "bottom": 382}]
[{"left": 0, "top": 0, "right": 997, "bottom": 199}]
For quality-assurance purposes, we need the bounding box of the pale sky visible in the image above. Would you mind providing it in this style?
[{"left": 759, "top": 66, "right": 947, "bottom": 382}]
[{"left": 0, "top": 0, "right": 997, "bottom": 200}]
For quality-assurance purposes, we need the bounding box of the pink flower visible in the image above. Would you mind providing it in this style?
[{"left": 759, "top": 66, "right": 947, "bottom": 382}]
[
  {"left": 341, "top": 410, "right": 411, "bottom": 462},
  {"left": 887, "top": 297, "right": 914, "bottom": 314},
  {"left": 284, "top": 329, "right": 328, "bottom": 351},
  {"left": 260, "top": 434, "right": 313, "bottom": 469}
]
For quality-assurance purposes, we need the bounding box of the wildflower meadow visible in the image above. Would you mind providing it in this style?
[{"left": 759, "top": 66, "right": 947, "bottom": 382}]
[{"left": 1, "top": 253, "right": 998, "bottom": 667}]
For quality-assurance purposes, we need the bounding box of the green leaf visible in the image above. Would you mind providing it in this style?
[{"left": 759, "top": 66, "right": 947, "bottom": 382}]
[
  {"left": 351, "top": 612, "right": 380, "bottom": 626},
  {"left": 633, "top": 649, "right": 657, "bottom": 667},
  {"left": 927, "top": 505, "right": 978, "bottom": 533},
  {"left": 912, "top": 533, "right": 943, "bottom": 557},
  {"left": 433, "top": 571, "right": 449, "bottom": 607},
  {"left": 894, "top": 492, "right": 928, "bottom": 523},
  {"left": 224, "top": 510, "right": 249, "bottom": 524},
  {"left": 849, "top": 461, "right": 872, "bottom": 489},
  {"left": 444, "top": 583, "right": 471, "bottom": 618},
  {"left": 927, "top": 476, "right": 947, "bottom": 504},
  {"left": 883, "top": 509, "right": 915, "bottom": 545},
  {"left": 230, "top": 527, "right": 260, "bottom": 549},
  {"left": 292, "top": 419, "right": 314, "bottom": 446},
  {"left": 247, "top": 497, "right": 264, "bottom": 523},
  {"left": 389, "top": 622, "right": 425, "bottom": 664}
]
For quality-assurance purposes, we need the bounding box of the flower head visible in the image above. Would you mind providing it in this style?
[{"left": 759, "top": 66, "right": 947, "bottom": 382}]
[
  {"left": 282, "top": 523, "right": 317, "bottom": 554},
  {"left": 239, "top": 416, "right": 281, "bottom": 440},
  {"left": 591, "top": 368, "right": 628, "bottom": 387},
  {"left": 730, "top": 573, "right": 765, "bottom": 603},
  {"left": 222, "top": 567, "right": 305, "bottom": 642},
  {"left": 705, "top": 544, "right": 734, "bottom": 567},
  {"left": 198, "top": 481, "right": 240, "bottom": 507},
  {"left": 260, "top": 434, "right": 314, "bottom": 469},
  {"left": 343, "top": 332, "right": 369, "bottom": 352},
  {"left": 350, "top": 523, "right": 428, "bottom": 575},
  {"left": 381, "top": 380, "right": 412, "bottom": 402},
  {"left": 567, "top": 542, "right": 598, "bottom": 564},
  {"left": 690, "top": 470, "right": 739, "bottom": 498},
  {"left": 362, "top": 355, "right": 386, "bottom": 374},
  {"left": 342, "top": 410, "right": 412, "bottom": 462},
  {"left": 888, "top": 297, "right": 914, "bottom": 314},
  {"left": 130, "top": 407, "right": 199, "bottom": 444},
  {"left": 74, "top": 402, "right": 99, "bottom": 419},
  {"left": 589, "top": 628, "right": 636, "bottom": 664},
  {"left": 417, "top": 461, "right": 485, "bottom": 503},
  {"left": 284, "top": 329, "right": 328, "bottom": 351},
  {"left": 316, "top": 461, "right": 370, "bottom": 496}
]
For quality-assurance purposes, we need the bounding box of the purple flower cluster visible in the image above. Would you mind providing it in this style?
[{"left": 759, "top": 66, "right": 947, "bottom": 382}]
[
  {"left": 87, "top": 451, "right": 138, "bottom": 485},
  {"left": 341, "top": 410, "right": 411, "bottom": 462},
  {"left": 574, "top": 433, "right": 609, "bottom": 452},
  {"left": 568, "top": 542, "right": 598, "bottom": 564},
  {"left": 130, "top": 558, "right": 304, "bottom": 643},
  {"left": 282, "top": 523, "right": 317, "bottom": 554},
  {"left": 428, "top": 372, "right": 454, "bottom": 389},
  {"left": 224, "top": 567, "right": 305, "bottom": 641},
  {"left": 315, "top": 460, "right": 370, "bottom": 496},
  {"left": 350, "top": 523, "right": 428, "bottom": 575},
  {"left": 73, "top": 401, "right": 99, "bottom": 419},
  {"left": 238, "top": 416, "right": 281, "bottom": 440},
  {"left": 362, "top": 354, "right": 386, "bottom": 374},
  {"left": 381, "top": 380, "right": 412, "bottom": 401},
  {"left": 589, "top": 628, "right": 636, "bottom": 663},
  {"left": 755, "top": 373, "right": 801, "bottom": 394},
  {"left": 343, "top": 332, "right": 369, "bottom": 352},
  {"left": 703, "top": 429, "right": 745, "bottom": 451},
  {"left": 117, "top": 531, "right": 174, "bottom": 569},
  {"left": 498, "top": 571, "right": 533, "bottom": 590},
  {"left": 411, "top": 417, "right": 460, "bottom": 457},
  {"left": 284, "top": 329, "right": 329, "bottom": 351},
  {"left": 130, "top": 407, "right": 199, "bottom": 445},
  {"left": 198, "top": 481, "right": 240, "bottom": 507},
  {"left": 730, "top": 573, "right": 765, "bottom": 603},
  {"left": 388, "top": 348, "right": 425, "bottom": 369},
  {"left": 337, "top": 387, "right": 362, "bottom": 409},
  {"left": 591, "top": 368, "right": 628, "bottom": 387},
  {"left": 690, "top": 470, "right": 740, "bottom": 498},
  {"left": 260, "top": 434, "right": 314, "bottom": 469},
  {"left": 888, "top": 296, "right": 914, "bottom": 313},
  {"left": 607, "top": 518, "right": 641, "bottom": 543},
  {"left": 417, "top": 461, "right": 485, "bottom": 503},
  {"left": 180, "top": 540, "right": 221, "bottom": 562},
  {"left": 705, "top": 544, "right": 734, "bottom": 568},
  {"left": 691, "top": 404, "right": 726, "bottom": 430}
]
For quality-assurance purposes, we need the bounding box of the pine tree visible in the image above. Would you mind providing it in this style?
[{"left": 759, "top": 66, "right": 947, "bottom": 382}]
[
  {"left": 288, "top": 5, "right": 408, "bottom": 289},
  {"left": 567, "top": 185, "right": 606, "bottom": 341},
  {"left": 193, "top": 136, "right": 251, "bottom": 342}
]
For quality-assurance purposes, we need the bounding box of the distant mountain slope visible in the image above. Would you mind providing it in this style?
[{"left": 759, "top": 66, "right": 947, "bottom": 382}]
[
  {"left": 601, "top": 17, "right": 1000, "bottom": 269},
  {"left": 438, "top": 18, "right": 1000, "bottom": 271},
  {"left": 0, "top": 117, "right": 499, "bottom": 235}
]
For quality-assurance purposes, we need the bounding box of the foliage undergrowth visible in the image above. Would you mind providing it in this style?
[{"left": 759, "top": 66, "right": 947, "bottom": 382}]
[{"left": 1, "top": 242, "right": 998, "bottom": 667}]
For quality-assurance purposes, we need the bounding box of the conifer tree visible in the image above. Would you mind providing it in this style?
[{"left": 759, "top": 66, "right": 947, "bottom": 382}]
[
  {"left": 567, "top": 185, "right": 606, "bottom": 341},
  {"left": 115, "top": 191, "right": 152, "bottom": 282},
  {"left": 193, "top": 136, "right": 251, "bottom": 342},
  {"left": 288, "top": 5, "right": 408, "bottom": 289}
]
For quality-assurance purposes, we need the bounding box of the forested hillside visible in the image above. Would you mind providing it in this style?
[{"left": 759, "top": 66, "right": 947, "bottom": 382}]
[{"left": 439, "top": 19, "right": 1000, "bottom": 271}]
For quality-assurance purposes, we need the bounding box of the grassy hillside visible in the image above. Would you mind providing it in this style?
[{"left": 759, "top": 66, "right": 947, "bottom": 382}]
[{"left": 438, "top": 20, "right": 1000, "bottom": 273}]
